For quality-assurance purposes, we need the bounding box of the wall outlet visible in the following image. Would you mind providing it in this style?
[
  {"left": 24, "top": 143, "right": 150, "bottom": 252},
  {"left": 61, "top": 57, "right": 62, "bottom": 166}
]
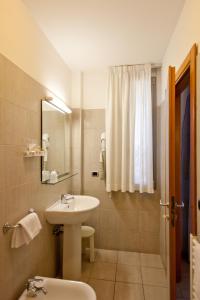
[{"left": 91, "top": 171, "right": 99, "bottom": 177}]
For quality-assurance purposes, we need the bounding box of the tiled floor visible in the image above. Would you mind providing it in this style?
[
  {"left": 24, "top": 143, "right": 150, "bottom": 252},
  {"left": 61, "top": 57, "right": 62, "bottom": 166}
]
[{"left": 81, "top": 249, "right": 168, "bottom": 300}]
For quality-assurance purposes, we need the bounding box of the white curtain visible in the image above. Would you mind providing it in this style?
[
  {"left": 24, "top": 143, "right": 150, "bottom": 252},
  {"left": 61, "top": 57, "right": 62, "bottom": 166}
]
[{"left": 106, "top": 64, "right": 154, "bottom": 193}]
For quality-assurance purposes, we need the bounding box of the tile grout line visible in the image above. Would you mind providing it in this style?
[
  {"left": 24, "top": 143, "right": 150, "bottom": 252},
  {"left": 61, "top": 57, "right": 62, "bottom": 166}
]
[
  {"left": 83, "top": 249, "right": 166, "bottom": 299},
  {"left": 113, "top": 250, "right": 119, "bottom": 300},
  {"left": 140, "top": 253, "right": 146, "bottom": 300}
]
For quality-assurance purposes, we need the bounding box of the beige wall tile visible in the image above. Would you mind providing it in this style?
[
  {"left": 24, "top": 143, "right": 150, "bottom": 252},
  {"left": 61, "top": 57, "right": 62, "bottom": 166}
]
[
  {"left": 83, "top": 109, "right": 105, "bottom": 130},
  {"left": 99, "top": 208, "right": 118, "bottom": 231},
  {"left": 0, "top": 55, "right": 6, "bottom": 99},
  {"left": 111, "top": 192, "right": 141, "bottom": 211},
  {"left": 117, "top": 229, "right": 140, "bottom": 252},
  {"left": 117, "top": 210, "right": 140, "bottom": 232},
  {"left": 0, "top": 53, "right": 72, "bottom": 300},
  {"left": 139, "top": 210, "right": 160, "bottom": 233},
  {"left": 98, "top": 228, "right": 118, "bottom": 250},
  {"left": 95, "top": 249, "right": 118, "bottom": 263},
  {"left": 81, "top": 109, "right": 160, "bottom": 253},
  {"left": 0, "top": 146, "right": 6, "bottom": 190},
  {"left": 140, "top": 232, "right": 160, "bottom": 254}
]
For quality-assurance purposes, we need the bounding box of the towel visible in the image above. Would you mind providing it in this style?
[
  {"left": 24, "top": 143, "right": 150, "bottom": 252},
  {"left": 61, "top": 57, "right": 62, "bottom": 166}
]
[
  {"left": 99, "top": 132, "right": 106, "bottom": 180},
  {"left": 193, "top": 239, "right": 200, "bottom": 299},
  {"left": 99, "top": 151, "right": 106, "bottom": 180},
  {"left": 11, "top": 213, "right": 42, "bottom": 248},
  {"left": 101, "top": 132, "right": 106, "bottom": 151}
]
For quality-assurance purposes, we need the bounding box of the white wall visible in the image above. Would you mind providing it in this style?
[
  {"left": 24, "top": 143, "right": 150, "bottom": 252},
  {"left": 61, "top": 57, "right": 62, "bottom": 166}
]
[
  {"left": 162, "top": 0, "right": 200, "bottom": 100},
  {"left": 0, "top": 0, "right": 71, "bottom": 104},
  {"left": 83, "top": 69, "right": 108, "bottom": 109},
  {"left": 71, "top": 71, "right": 83, "bottom": 108},
  {"left": 71, "top": 69, "right": 108, "bottom": 109}
]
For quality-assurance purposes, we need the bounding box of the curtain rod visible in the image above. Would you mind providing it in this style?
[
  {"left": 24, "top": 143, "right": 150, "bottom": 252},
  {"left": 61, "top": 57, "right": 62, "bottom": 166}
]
[{"left": 111, "top": 63, "right": 162, "bottom": 69}]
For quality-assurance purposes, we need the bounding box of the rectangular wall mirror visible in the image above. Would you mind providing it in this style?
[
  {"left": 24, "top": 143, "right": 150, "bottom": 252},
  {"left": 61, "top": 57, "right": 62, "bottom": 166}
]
[{"left": 41, "top": 100, "right": 72, "bottom": 184}]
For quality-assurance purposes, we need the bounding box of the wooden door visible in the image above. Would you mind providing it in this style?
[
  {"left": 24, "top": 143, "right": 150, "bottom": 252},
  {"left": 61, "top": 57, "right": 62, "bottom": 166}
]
[
  {"left": 169, "top": 66, "right": 176, "bottom": 300},
  {"left": 169, "top": 44, "right": 197, "bottom": 300}
]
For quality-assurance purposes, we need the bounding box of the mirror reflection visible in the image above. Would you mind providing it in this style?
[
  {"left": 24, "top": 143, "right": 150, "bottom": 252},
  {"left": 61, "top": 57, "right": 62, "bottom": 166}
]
[{"left": 41, "top": 100, "right": 71, "bottom": 184}]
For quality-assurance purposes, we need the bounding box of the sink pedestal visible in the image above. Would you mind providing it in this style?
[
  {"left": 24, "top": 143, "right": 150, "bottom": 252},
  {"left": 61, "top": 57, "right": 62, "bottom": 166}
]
[
  {"left": 63, "top": 224, "right": 81, "bottom": 280},
  {"left": 45, "top": 195, "right": 100, "bottom": 280}
]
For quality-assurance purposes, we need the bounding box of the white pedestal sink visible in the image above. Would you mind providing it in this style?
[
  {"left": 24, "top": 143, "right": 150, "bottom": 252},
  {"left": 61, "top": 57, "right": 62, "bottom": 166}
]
[
  {"left": 45, "top": 195, "right": 99, "bottom": 280},
  {"left": 19, "top": 276, "right": 96, "bottom": 300}
]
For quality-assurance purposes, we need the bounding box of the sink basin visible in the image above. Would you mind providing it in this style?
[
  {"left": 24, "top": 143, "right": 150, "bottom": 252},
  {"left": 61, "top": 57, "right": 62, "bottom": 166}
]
[
  {"left": 45, "top": 195, "right": 100, "bottom": 225},
  {"left": 44, "top": 195, "right": 100, "bottom": 280},
  {"left": 19, "top": 277, "right": 96, "bottom": 300}
]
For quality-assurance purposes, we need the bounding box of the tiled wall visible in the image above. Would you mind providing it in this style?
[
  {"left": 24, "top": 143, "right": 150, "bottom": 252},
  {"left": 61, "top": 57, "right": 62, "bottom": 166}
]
[
  {"left": 0, "top": 53, "right": 71, "bottom": 300},
  {"left": 71, "top": 108, "right": 83, "bottom": 194},
  {"left": 82, "top": 109, "right": 160, "bottom": 253}
]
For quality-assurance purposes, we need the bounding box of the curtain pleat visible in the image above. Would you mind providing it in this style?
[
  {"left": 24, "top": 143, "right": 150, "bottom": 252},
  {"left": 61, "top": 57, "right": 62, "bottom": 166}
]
[{"left": 106, "top": 64, "right": 154, "bottom": 193}]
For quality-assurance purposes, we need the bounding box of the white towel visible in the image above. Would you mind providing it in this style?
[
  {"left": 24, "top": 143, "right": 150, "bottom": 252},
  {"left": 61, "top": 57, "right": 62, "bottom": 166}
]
[
  {"left": 194, "top": 240, "right": 200, "bottom": 299},
  {"left": 99, "top": 132, "right": 106, "bottom": 180},
  {"left": 101, "top": 132, "right": 106, "bottom": 151},
  {"left": 11, "top": 213, "right": 42, "bottom": 248},
  {"left": 99, "top": 151, "right": 106, "bottom": 180}
]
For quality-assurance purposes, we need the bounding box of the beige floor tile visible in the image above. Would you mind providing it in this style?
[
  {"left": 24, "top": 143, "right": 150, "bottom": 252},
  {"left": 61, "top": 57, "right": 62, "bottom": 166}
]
[
  {"left": 118, "top": 251, "right": 140, "bottom": 266},
  {"left": 90, "top": 262, "right": 117, "bottom": 281},
  {"left": 95, "top": 249, "right": 118, "bottom": 263},
  {"left": 143, "top": 285, "right": 168, "bottom": 300},
  {"left": 141, "top": 267, "right": 167, "bottom": 287},
  {"left": 114, "top": 282, "right": 144, "bottom": 300},
  {"left": 116, "top": 264, "right": 142, "bottom": 284},
  {"left": 140, "top": 253, "right": 163, "bottom": 268},
  {"left": 88, "top": 279, "right": 115, "bottom": 300}
]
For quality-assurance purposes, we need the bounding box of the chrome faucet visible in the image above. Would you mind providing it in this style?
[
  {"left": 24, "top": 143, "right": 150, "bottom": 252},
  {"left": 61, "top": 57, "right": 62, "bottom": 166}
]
[
  {"left": 61, "top": 193, "right": 74, "bottom": 204},
  {"left": 26, "top": 278, "right": 47, "bottom": 297}
]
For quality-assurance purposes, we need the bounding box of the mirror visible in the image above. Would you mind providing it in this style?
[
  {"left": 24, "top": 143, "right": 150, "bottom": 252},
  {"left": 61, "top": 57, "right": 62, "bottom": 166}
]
[{"left": 41, "top": 100, "right": 71, "bottom": 184}]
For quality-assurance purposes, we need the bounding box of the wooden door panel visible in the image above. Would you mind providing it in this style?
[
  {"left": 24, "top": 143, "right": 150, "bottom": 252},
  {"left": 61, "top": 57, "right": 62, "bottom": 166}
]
[{"left": 169, "top": 66, "right": 176, "bottom": 300}]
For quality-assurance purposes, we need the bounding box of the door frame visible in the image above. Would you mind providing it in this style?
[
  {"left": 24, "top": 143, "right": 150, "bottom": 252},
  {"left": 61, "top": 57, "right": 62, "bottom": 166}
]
[{"left": 169, "top": 44, "right": 197, "bottom": 300}]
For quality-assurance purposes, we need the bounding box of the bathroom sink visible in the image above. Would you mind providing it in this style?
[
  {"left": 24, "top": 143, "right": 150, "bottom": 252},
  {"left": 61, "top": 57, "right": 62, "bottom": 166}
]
[
  {"left": 19, "top": 277, "right": 96, "bottom": 300},
  {"left": 45, "top": 195, "right": 99, "bottom": 280},
  {"left": 45, "top": 195, "right": 99, "bottom": 225}
]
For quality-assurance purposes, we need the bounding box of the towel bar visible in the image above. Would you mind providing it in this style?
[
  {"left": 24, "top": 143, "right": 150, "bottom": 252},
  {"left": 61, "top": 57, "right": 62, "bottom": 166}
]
[{"left": 2, "top": 208, "right": 35, "bottom": 234}]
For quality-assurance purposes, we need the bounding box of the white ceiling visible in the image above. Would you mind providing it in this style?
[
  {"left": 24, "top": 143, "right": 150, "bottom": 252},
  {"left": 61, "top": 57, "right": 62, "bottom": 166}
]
[{"left": 24, "top": 0, "right": 185, "bottom": 70}]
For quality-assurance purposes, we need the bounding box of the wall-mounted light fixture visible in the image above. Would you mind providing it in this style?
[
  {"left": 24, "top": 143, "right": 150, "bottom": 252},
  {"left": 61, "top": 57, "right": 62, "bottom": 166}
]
[{"left": 44, "top": 96, "right": 72, "bottom": 114}]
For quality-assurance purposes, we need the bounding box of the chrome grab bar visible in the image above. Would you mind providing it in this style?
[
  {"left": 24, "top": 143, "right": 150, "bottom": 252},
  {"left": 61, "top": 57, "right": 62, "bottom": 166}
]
[
  {"left": 160, "top": 200, "right": 169, "bottom": 207},
  {"left": 2, "top": 208, "right": 35, "bottom": 234}
]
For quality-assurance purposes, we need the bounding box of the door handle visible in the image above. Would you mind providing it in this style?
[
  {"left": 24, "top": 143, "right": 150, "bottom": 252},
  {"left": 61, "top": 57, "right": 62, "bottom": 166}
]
[
  {"left": 160, "top": 200, "right": 169, "bottom": 207},
  {"left": 163, "top": 214, "right": 170, "bottom": 221},
  {"left": 175, "top": 201, "right": 184, "bottom": 208}
]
